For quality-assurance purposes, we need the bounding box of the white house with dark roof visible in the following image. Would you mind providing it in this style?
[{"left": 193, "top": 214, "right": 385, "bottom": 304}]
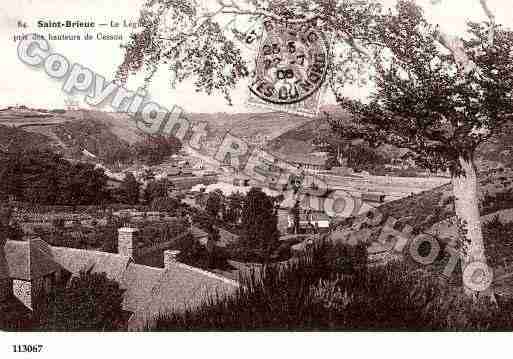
[{"left": 0, "top": 227, "right": 238, "bottom": 330}]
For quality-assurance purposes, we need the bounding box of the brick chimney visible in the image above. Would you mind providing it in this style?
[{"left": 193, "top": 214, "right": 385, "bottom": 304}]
[
  {"left": 118, "top": 227, "right": 139, "bottom": 258},
  {"left": 163, "top": 250, "right": 180, "bottom": 269}
]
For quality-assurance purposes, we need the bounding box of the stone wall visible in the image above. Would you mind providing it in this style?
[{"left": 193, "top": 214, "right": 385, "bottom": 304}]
[{"left": 13, "top": 280, "right": 32, "bottom": 310}]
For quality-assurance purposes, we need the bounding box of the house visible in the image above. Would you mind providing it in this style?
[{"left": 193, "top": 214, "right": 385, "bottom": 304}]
[
  {"left": 0, "top": 227, "right": 238, "bottom": 331},
  {"left": 287, "top": 210, "right": 332, "bottom": 234},
  {"left": 167, "top": 175, "right": 218, "bottom": 190},
  {"left": 4, "top": 239, "right": 62, "bottom": 311},
  {"left": 191, "top": 226, "right": 209, "bottom": 244},
  {"left": 361, "top": 192, "right": 386, "bottom": 204},
  {"left": 0, "top": 238, "right": 30, "bottom": 330},
  {"left": 271, "top": 152, "right": 328, "bottom": 173}
]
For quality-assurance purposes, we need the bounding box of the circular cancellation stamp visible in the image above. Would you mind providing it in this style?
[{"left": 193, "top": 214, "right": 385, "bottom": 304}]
[{"left": 248, "top": 18, "right": 330, "bottom": 109}]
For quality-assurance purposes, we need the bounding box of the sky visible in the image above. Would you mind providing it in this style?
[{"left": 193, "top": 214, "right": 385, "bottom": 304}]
[{"left": 0, "top": 0, "right": 512, "bottom": 113}]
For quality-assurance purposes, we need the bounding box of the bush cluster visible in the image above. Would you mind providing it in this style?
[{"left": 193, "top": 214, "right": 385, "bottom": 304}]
[{"left": 153, "top": 241, "right": 513, "bottom": 331}]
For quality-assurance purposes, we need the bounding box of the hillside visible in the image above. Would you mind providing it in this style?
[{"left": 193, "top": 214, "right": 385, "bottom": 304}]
[
  {"left": 0, "top": 106, "right": 314, "bottom": 166},
  {"left": 268, "top": 109, "right": 513, "bottom": 174},
  {"left": 475, "top": 121, "right": 513, "bottom": 171},
  {"left": 266, "top": 112, "right": 410, "bottom": 174},
  {"left": 0, "top": 124, "right": 54, "bottom": 153},
  {"left": 3, "top": 105, "right": 512, "bottom": 176},
  {"left": 190, "top": 111, "right": 311, "bottom": 140}
]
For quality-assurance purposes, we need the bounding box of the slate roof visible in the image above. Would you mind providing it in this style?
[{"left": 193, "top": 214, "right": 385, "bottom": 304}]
[
  {"left": 51, "top": 246, "right": 131, "bottom": 283},
  {"left": 128, "top": 261, "right": 238, "bottom": 330},
  {"left": 121, "top": 263, "right": 164, "bottom": 313},
  {"left": 4, "top": 239, "right": 60, "bottom": 281},
  {"left": 2, "top": 239, "right": 239, "bottom": 330}
]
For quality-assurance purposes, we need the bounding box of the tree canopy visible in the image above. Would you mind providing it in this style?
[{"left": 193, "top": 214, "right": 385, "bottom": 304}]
[
  {"left": 40, "top": 270, "right": 126, "bottom": 331},
  {"left": 117, "top": 0, "right": 507, "bottom": 292},
  {"left": 205, "top": 189, "right": 225, "bottom": 219},
  {"left": 115, "top": 172, "right": 141, "bottom": 205},
  {"left": 335, "top": 1, "right": 513, "bottom": 174},
  {"left": 0, "top": 149, "right": 110, "bottom": 205},
  {"left": 239, "top": 187, "right": 280, "bottom": 261}
]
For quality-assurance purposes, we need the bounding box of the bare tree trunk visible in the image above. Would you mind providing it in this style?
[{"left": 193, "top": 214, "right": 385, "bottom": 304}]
[{"left": 452, "top": 155, "right": 490, "bottom": 297}]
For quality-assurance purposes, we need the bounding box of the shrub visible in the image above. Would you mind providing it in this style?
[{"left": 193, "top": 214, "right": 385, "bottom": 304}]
[
  {"left": 151, "top": 196, "right": 182, "bottom": 215},
  {"left": 170, "top": 233, "right": 230, "bottom": 270},
  {"left": 153, "top": 240, "right": 513, "bottom": 331},
  {"left": 482, "top": 216, "right": 513, "bottom": 268},
  {"left": 153, "top": 241, "right": 367, "bottom": 330},
  {"left": 39, "top": 270, "right": 126, "bottom": 331}
]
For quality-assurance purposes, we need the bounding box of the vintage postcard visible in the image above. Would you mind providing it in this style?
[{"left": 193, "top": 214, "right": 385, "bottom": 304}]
[{"left": 1, "top": 0, "right": 513, "bottom": 357}]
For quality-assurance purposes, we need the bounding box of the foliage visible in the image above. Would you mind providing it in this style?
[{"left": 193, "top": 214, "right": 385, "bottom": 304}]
[
  {"left": 230, "top": 188, "right": 280, "bottom": 262},
  {"left": 54, "top": 119, "right": 181, "bottom": 166},
  {"left": 482, "top": 217, "right": 513, "bottom": 269},
  {"left": 4, "top": 220, "right": 23, "bottom": 241},
  {"left": 327, "top": 1, "right": 513, "bottom": 292},
  {"left": 0, "top": 205, "right": 23, "bottom": 241},
  {"left": 116, "top": 0, "right": 251, "bottom": 104},
  {"left": 205, "top": 189, "right": 224, "bottom": 219},
  {"left": 222, "top": 192, "right": 244, "bottom": 224},
  {"left": 336, "top": 1, "right": 513, "bottom": 174},
  {"left": 0, "top": 149, "right": 110, "bottom": 205},
  {"left": 132, "top": 135, "right": 182, "bottom": 166},
  {"left": 114, "top": 172, "right": 141, "bottom": 205},
  {"left": 482, "top": 190, "right": 513, "bottom": 215},
  {"left": 144, "top": 179, "right": 172, "bottom": 204},
  {"left": 39, "top": 270, "right": 125, "bottom": 331},
  {"left": 116, "top": 0, "right": 388, "bottom": 105},
  {"left": 150, "top": 196, "right": 183, "bottom": 215},
  {"left": 136, "top": 218, "right": 189, "bottom": 248},
  {"left": 0, "top": 125, "right": 52, "bottom": 153},
  {"left": 54, "top": 118, "right": 133, "bottom": 166},
  {"left": 153, "top": 240, "right": 513, "bottom": 330},
  {"left": 34, "top": 219, "right": 121, "bottom": 252},
  {"left": 172, "top": 232, "right": 230, "bottom": 270},
  {"left": 326, "top": 142, "right": 388, "bottom": 173}
]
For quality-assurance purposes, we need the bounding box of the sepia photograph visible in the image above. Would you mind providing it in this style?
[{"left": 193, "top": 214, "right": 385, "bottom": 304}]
[{"left": 1, "top": 0, "right": 513, "bottom": 356}]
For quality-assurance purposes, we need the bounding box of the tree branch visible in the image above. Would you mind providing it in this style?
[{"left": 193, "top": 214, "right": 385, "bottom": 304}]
[
  {"left": 435, "top": 0, "right": 495, "bottom": 74},
  {"left": 479, "top": 0, "right": 495, "bottom": 46},
  {"left": 220, "top": 9, "right": 280, "bottom": 20},
  {"left": 436, "top": 31, "right": 476, "bottom": 75}
]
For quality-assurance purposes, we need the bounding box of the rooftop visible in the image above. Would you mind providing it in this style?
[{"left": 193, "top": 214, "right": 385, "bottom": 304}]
[
  {"left": 2, "top": 239, "right": 239, "bottom": 330},
  {"left": 128, "top": 261, "right": 238, "bottom": 330},
  {"left": 270, "top": 151, "right": 327, "bottom": 167},
  {"left": 51, "top": 246, "right": 131, "bottom": 283},
  {"left": 4, "top": 239, "right": 61, "bottom": 281}
]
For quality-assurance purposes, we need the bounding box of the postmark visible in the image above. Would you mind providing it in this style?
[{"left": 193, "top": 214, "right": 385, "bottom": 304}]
[{"left": 247, "top": 18, "right": 330, "bottom": 116}]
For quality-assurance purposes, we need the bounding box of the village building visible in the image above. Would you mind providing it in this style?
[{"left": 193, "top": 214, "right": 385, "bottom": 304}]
[
  {"left": 271, "top": 152, "right": 328, "bottom": 173},
  {"left": 0, "top": 225, "right": 237, "bottom": 330},
  {"left": 167, "top": 174, "right": 218, "bottom": 191},
  {"left": 287, "top": 210, "right": 332, "bottom": 234}
]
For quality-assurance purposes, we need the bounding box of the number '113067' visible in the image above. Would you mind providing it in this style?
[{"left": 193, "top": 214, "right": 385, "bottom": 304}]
[{"left": 12, "top": 344, "right": 44, "bottom": 353}]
